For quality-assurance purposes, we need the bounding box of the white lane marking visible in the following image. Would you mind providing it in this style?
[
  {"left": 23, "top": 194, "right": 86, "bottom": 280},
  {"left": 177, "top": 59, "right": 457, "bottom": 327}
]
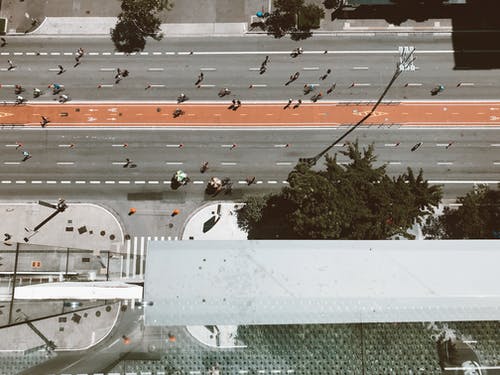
[
  {"left": 58, "top": 144, "right": 74, "bottom": 148},
  {"left": 493, "top": 161, "right": 500, "bottom": 165},
  {"left": 384, "top": 143, "right": 399, "bottom": 147},
  {"left": 112, "top": 162, "right": 126, "bottom": 165},
  {"left": 238, "top": 180, "right": 247, "bottom": 184},
  {"left": 274, "top": 144, "right": 290, "bottom": 148},
  {"left": 166, "top": 161, "right": 183, "bottom": 165},
  {"left": 56, "top": 162, "right": 75, "bottom": 165},
  {"left": 111, "top": 144, "right": 127, "bottom": 147},
  {"left": 193, "top": 180, "right": 204, "bottom": 184},
  {"left": 114, "top": 52, "right": 125, "bottom": 56},
  {"left": 221, "top": 162, "right": 237, "bottom": 165},
  {"left": 1, "top": 180, "right": 12, "bottom": 184},
  {"left": 163, "top": 180, "right": 171, "bottom": 184},
  {"left": 50, "top": 52, "right": 60, "bottom": 56},
  {"left": 200, "top": 67, "right": 216, "bottom": 71},
  {"left": 15, "top": 180, "right": 26, "bottom": 184},
  {"left": 165, "top": 144, "right": 183, "bottom": 148},
  {"left": 283, "top": 181, "right": 289, "bottom": 184},
  {"left": 303, "top": 67, "right": 319, "bottom": 70},
  {"left": 90, "top": 181, "right": 101, "bottom": 184},
  {"left": 491, "top": 144, "right": 500, "bottom": 146},
  {"left": 249, "top": 84, "right": 267, "bottom": 87},
  {"left": 99, "top": 68, "right": 115, "bottom": 71},
  {"left": 148, "top": 68, "right": 164, "bottom": 71},
  {"left": 388, "top": 161, "right": 402, "bottom": 165},
  {"left": 13, "top": 52, "right": 23, "bottom": 56},
  {"left": 148, "top": 181, "right": 159, "bottom": 184},
  {"left": 353, "top": 66, "right": 369, "bottom": 70},
  {"left": 351, "top": 83, "right": 371, "bottom": 87},
  {"left": 436, "top": 143, "right": 450, "bottom": 147},
  {"left": 134, "top": 181, "right": 146, "bottom": 184},
  {"left": 0, "top": 52, "right": 10, "bottom": 55},
  {"left": 46, "top": 181, "right": 57, "bottom": 184},
  {"left": 249, "top": 67, "right": 260, "bottom": 71},
  {"left": 140, "top": 52, "right": 149, "bottom": 55},
  {"left": 4, "top": 162, "right": 20, "bottom": 165},
  {"left": 437, "top": 162, "right": 453, "bottom": 165},
  {"left": 63, "top": 52, "right": 73, "bottom": 56},
  {"left": 60, "top": 181, "right": 71, "bottom": 184},
  {"left": 457, "top": 82, "right": 475, "bottom": 86},
  {"left": 75, "top": 181, "right": 86, "bottom": 184},
  {"left": 276, "top": 162, "right": 292, "bottom": 165},
  {"left": 198, "top": 84, "right": 215, "bottom": 88},
  {"left": 88, "top": 52, "right": 99, "bottom": 56},
  {"left": 405, "top": 83, "right": 422, "bottom": 87},
  {"left": 428, "top": 180, "right": 499, "bottom": 184},
  {"left": 105, "top": 181, "right": 115, "bottom": 184},
  {"left": 148, "top": 84, "right": 165, "bottom": 88},
  {"left": 268, "top": 180, "right": 278, "bottom": 184},
  {"left": 31, "top": 181, "right": 42, "bottom": 184},
  {"left": 118, "top": 181, "right": 130, "bottom": 184},
  {"left": 102, "top": 52, "right": 111, "bottom": 56},
  {"left": 152, "top": 52, "right": 162, "bottom": 55}
]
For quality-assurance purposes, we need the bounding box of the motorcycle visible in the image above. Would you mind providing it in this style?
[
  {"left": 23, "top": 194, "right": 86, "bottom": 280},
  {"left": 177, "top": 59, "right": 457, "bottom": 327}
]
[
  {"left": 170, "top": 170, "right": 190, "bottom": 190},
  {"left": 311, "top": 92, "right": 323, "bottom": 102},
  {"left": 33, "top": 88, "right": 41, "bottom": 98},
  {"left": 218, "top": 88, "right": 231, "bottom": 97},
  {"left": 173, "top": 108, "right": 185, "bottom": 118}
]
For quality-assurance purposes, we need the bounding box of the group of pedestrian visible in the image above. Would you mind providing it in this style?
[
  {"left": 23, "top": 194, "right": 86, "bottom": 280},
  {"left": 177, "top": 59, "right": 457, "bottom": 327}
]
[
  {"left": 228, "top": 99, "right": 242, "bottom": 110},
  {"left": 115, "top": 68, "right": 129, "bottom": 84},
  {"left": 284, "top": 98, "right": 302, "bottom": 109}
]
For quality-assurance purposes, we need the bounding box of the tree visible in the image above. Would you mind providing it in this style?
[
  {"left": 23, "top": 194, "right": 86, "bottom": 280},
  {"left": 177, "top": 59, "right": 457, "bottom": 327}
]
[
  {"left": 111, "top": 0, "right": 171, "bottom": 53},
  {"left": 423, "top": 185, "right": 500, "bottom": 239},
  {"left": 264, "top": 0, "right": 325, "bottom": 40},
  {"left": 238, "top": 141, "right": 442, "bottom": 240}
]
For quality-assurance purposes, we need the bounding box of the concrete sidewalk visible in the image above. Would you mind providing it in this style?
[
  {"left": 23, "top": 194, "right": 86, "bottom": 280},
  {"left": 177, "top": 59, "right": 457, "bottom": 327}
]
[
  {"left": 1, "top": 202, "right": 124, "bottom": 252},
  {"left": 181, "top": 201, "right": 247, "bottom": 240},
  {"left": 0, "top": 301, "right": 121, "bottom": 352},
  {"left": 0, "top": 0, "right": 451, "bottom": 36}
]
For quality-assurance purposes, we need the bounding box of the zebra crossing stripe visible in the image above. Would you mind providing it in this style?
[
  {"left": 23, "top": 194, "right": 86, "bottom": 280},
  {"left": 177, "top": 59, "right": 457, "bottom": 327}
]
[{"left": 126, "top": 239, "right": 131, "bottom": 279}]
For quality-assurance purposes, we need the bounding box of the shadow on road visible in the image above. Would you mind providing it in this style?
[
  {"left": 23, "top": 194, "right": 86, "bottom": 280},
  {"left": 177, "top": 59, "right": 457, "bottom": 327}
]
[{"left": 332, "top": 0, "right": 500, "bottom": 70}]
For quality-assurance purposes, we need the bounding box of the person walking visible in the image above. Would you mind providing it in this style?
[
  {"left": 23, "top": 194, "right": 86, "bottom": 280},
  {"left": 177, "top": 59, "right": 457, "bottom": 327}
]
[
  {"left": 7, "top": 60, "right": 15, "bottom": 70},
  {"left": 246, "top": 176, "right": 256, "bottom": 185},
  {"left": 293, "top": 99, "right": 302, "bottom": 109},
  {"left": 123, "top": 158, "right": 132, "bottom": 168},
  {"left": 284, "top": 98, "right": 292, "bottom": 109},
  {"left": 326, "top": 83, "right": 336, "bottom": 94},
  {"left": 320, "top": 69, "right": 331, "bottom": 81},
  {"left": 40, "top": 116, "right": 50, "bottom": 127},
  {"left": 57, "top": 65, "right": 65, "bottom": 75}
]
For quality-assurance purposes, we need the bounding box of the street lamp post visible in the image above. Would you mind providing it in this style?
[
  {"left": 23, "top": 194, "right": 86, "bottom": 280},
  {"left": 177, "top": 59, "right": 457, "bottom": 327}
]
[{"left": 299, "top": 46, "right": 416, "bottom": 167}]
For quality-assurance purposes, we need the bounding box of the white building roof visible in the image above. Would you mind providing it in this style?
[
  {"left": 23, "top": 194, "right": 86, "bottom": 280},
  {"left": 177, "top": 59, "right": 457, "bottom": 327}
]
[{"left": 144, "top": 240, "right": 500, "bottom": 326}]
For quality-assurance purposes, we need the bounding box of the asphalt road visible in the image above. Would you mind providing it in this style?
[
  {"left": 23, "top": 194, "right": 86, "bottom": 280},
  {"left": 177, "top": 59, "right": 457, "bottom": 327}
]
[
  {"left": 1, "top": 35, "right": 500, "bottom": 103},
  {"left": 0, "top": 127, "right": 498, "bottom": 201}
]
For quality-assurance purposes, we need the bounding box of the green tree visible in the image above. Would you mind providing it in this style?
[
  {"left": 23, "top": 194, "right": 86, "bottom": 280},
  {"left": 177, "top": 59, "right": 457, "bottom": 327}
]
[
  {"left": 111, "top": 0, "right": 171, "bottom": 53},
  {"left": 264, "top": 0, "right": 325, "bottom": 40},
  {"left": 423, "top": 185, "right": 500, "bottom": 239},
  {"left": 238, "top": 141, "right": 442, "bottom": 239}
]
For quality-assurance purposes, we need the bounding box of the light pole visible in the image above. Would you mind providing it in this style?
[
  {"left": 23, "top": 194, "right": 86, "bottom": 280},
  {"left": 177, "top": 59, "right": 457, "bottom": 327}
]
[
  {"left": 24, "top": 199, "right": 68, "bottom": 242},
  {"left": 299, "top": 46, "right": 416, "bottom": 167}
]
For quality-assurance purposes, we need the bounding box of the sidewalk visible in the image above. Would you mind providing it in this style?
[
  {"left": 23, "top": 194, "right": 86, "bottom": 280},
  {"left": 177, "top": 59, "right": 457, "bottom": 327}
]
[
  {"left": 0, "top": 202, "right": 124, "bottom": 252},
  {"left": 0, "top": 301, "right": 121, "bottom": 352},
  {"left": 0, "top": 0, "right": 451, "bottom": 36},
  {"left": 181, "top": 201, "right": 247, "bottom": 240}
]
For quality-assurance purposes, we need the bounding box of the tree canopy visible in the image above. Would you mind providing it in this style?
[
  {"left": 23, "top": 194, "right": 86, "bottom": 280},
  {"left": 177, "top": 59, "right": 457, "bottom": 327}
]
[
  {"left": 264, "top": 0, "right": 325, "bottom": 40},
  {"left": 111, "top": 0, "right": 171, "bottom": 53},
  {"left": 237, "top": 141, "right": 442, "bottom": 240},
  {"left": 423, "top": 184, "right": 500, "bottom": 239}
]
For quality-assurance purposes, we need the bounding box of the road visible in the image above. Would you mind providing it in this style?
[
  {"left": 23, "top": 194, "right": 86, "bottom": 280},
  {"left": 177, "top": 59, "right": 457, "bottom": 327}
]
[
  {"left": 0, "top": 127, "right": 498, "bottom": 202},
  {"left": 1, "top": 35, "right": 500, "bottom": 103}
]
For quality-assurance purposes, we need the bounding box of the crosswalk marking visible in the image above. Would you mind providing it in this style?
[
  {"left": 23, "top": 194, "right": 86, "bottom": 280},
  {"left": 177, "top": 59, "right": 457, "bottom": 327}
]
[{"left": 123, "top": 236, "right": 176, "bottom": 278}]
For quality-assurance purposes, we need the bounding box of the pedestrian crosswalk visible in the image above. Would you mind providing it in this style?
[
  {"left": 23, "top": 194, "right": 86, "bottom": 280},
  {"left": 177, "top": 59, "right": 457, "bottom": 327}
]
[{"left": 122, "top": 236, "right": 178, "bottom": 279}]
